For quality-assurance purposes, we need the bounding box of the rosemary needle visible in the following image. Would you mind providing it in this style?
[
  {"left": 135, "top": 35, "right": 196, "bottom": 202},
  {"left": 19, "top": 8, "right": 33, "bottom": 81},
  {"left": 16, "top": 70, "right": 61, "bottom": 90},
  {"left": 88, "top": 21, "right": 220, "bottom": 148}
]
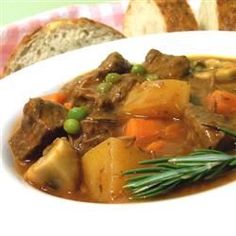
[{"left": 123, "top": 150, "right": 236, "bottom": 200}]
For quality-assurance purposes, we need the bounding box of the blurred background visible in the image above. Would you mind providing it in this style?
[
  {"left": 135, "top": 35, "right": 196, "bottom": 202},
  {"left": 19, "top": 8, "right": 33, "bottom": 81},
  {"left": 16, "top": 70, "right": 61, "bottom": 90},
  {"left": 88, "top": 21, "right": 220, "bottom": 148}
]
[{"left": 0, "top": 0, "right": 116, "bottom": 26}]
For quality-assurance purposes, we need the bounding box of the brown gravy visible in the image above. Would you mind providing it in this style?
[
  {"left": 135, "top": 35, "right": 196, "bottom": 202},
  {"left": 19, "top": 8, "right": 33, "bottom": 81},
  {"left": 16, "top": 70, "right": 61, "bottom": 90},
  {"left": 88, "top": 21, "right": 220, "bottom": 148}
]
[
  {"left": 10, "top": 55, "right": 236, "bottom": 203},
  {"left": 14, "top": 157, "right": 236, "bottom": 203}
]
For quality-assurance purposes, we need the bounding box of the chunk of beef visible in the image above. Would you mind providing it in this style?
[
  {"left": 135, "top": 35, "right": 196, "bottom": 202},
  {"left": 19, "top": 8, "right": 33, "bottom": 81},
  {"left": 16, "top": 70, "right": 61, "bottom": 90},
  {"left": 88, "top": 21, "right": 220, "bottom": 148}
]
[
  {"left": 69, "top": 117, "right": 119, "bottom": 156},
  {"left": 61, "top": 73, "right": 138, "bottom": 112},
  {"left": 61, "top": 52, "right": 132, "bottom": 111},
  {"left": 144, "top": 49, "right": 190, "bottom": 79},
  {"left": 61, "top": 72, "right": 102, "bottom": 109},
  {"left": 9, "top": 98, "right": 67, "bottom": 162},
  {"left": 185, "top": 104, "right": 236, "bottom": 150},
  {"left": 97, "top": 52, "right": 131, "bottom": 77},
  {"left": 62, "top": 70, "right": 98, "bottom": 94},
  {"left": 100, "top": 73, "right": 139, "bottom": 111}
]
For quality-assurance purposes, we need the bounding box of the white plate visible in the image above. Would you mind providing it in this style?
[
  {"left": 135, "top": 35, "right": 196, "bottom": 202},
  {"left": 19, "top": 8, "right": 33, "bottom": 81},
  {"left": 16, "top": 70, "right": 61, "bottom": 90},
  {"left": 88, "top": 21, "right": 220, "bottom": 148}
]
[{"left": 1, "top": 32, "right": 236, "bottom": 236}]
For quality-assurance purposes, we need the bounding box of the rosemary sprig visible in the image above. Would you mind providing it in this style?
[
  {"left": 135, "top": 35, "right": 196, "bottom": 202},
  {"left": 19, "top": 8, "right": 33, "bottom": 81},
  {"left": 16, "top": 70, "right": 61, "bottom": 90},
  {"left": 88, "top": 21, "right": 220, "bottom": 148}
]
[{"left": 123, "top": 150, "right": 236, "bottom": 200}]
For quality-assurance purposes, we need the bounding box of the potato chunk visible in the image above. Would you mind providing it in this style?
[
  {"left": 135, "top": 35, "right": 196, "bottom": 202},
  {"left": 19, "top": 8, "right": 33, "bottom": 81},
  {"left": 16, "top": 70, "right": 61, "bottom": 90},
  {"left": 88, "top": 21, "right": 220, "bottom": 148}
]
[
  {"left": 120, "top": 80, "right": 190, "bottom": 118},
  {"left": 25, "top": 138, "right": 80, "bottom": 193},
  {"left": 82, "top": 137, "right": 149, "bottom": 202}
]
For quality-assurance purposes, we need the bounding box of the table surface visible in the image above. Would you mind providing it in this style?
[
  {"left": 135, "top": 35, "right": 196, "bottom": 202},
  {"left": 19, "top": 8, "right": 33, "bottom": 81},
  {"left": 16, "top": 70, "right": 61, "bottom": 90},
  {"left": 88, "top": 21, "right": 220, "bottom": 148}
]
[{"left": 0, "top": 0, "right": 113, "bottom": 26}]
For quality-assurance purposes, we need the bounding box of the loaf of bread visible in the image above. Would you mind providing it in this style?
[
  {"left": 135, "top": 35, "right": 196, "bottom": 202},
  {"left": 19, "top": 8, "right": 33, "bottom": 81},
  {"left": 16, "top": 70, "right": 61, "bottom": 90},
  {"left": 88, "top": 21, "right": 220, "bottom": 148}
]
[
  {"left": 199, "top": 0, "right": 236, "bottom": 30},
  {"left": 3, "top": 18, "right": 124, "bottom": 77},
  {"left": 124, "top": 0, "right": 198, "bottom": 37}
]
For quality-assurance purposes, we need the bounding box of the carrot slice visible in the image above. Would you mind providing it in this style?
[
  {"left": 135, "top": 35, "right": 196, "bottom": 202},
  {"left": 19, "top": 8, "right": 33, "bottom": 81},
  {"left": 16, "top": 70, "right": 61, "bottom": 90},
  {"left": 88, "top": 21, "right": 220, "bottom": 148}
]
[
  {"left": 42, "top": 92, "right": 67, "bottom": 104},
  {"left": 125, "top": 118, "right": 188, "bottom": 155},
  {"left": 206, "top": 90, "right": 236, "bottom": 115},
  {"left": 145, "top": 140, "right": 185, "bottom": 156},
  {"left": 124, "top": 118, "right": 167, "bottom": 140},
  {"left": 164, "top": 123, "right": 187, "bottom": 140}
]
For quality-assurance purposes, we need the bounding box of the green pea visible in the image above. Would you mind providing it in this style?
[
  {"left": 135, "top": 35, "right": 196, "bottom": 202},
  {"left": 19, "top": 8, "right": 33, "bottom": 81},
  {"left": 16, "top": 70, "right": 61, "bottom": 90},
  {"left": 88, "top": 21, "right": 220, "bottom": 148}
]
[
  {"left": 131, "top": 64, "right": 147, "bottom": 75},
  {"left": 63, "top": 119, "right": 80, "bottom": 134},
  {"left": 97, "top": 82, "right": 112, "bottom": 94},
  {"left": 67, "top": 106, "right": 89, "bottom": 121},
  {"left": 190, "top": 61, "right": 206, "bottom": 73},
  {"left": 146, "top": 74, "right": 160, "bottom": 81},
  {"left": 105, "top": 73, "right": 121, "bottom": 84}
]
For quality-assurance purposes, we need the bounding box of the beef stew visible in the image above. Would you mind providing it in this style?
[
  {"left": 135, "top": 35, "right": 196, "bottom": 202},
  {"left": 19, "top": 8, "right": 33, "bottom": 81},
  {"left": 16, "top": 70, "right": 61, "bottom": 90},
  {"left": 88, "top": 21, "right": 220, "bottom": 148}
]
[{"left": 9, "top": 49, "right": 236, "bottom": 203}]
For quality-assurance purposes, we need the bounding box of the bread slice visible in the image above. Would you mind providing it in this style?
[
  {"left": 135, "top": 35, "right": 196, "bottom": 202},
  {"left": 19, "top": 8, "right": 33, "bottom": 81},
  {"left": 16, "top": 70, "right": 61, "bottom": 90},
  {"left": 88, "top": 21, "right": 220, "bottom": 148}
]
[
  {"left": 124, "top": 0, "right": 198, "bottom": 37},
  {"left": 3, "top": 18, "right": 124, "bottom": 77},
  {"left": 199, "top": 0, "right": 236, "bottom": 30}
]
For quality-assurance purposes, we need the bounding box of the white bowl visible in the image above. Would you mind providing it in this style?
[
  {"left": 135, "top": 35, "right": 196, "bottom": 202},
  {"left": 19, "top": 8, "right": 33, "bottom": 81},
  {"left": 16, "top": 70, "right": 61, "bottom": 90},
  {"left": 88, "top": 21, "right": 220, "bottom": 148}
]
[{"left": 1, "top": 32, "right": 236, "bottom": 236}]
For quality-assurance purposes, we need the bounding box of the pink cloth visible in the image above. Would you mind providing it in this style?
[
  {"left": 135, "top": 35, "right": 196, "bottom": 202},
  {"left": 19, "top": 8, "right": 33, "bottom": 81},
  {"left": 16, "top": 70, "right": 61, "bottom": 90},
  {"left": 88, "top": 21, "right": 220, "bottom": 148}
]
[{"left": 0, "top": 2, "right": 128, "bottom": 76}]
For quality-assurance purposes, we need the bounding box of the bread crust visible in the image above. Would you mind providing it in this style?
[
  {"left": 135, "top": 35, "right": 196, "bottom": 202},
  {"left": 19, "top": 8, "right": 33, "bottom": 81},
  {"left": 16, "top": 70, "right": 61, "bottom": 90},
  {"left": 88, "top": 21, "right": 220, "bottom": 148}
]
[
  {"left": 123, "top": 2, "right": 132, "bottom": 36},
  {"left": 217, "top": 0, "right": 236, "bottom": 30},
  {"left": 2, "top": 18, "right": 124, "bottom": 78},
  {"left": 154, "top": 0, "right": 198, "bottom": 31},
  {"left": 123, "top": 0, "right": 198, "bottom": 37},
  {"left": 43, "top": 18, "right": 124, "bottom": 36}
]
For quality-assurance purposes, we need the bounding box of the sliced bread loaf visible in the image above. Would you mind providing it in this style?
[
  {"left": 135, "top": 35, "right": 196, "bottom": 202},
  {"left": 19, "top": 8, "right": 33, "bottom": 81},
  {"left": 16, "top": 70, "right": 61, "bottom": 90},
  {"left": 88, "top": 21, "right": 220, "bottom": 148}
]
[
  {"left": 3, "top": 18, "right": 124, "bottom": 77},
  {"left": 199, "top": 0, "right": 236, "bottom": 30},
  {"left": 124, "top": 0, "right": 198, "bottom": 37}
]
